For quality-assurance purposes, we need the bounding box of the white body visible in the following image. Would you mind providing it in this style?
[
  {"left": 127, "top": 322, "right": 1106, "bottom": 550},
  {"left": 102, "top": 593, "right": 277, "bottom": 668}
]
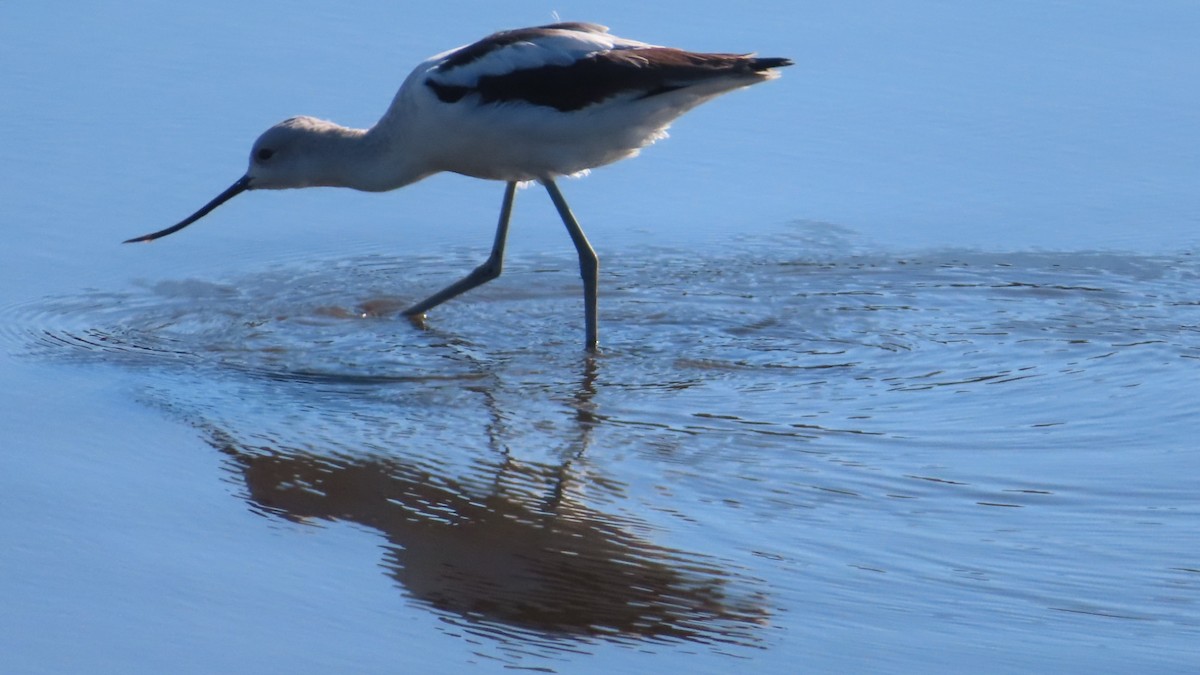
[
  {"left": 383, "top": 30, "right": 770, "bottom": 182},
  {"left": 244, "top": 23, "right": 786, "bottom": 192}
]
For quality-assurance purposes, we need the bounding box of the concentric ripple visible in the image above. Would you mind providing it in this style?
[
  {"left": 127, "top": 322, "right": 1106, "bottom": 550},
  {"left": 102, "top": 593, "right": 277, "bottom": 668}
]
[{"left": 4, "top": 240, "right": 1198, "bottom": 666}]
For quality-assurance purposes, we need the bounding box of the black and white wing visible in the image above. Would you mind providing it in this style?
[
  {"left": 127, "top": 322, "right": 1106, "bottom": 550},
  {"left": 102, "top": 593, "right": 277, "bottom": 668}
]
[{"left": 422, "top": 22, "right": 792, "bottom": 112}]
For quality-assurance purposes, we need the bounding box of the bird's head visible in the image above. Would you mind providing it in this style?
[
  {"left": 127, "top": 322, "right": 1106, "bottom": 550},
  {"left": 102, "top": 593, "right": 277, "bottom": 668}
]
[{"left": 123, "top": 116, "right": 360, "bottom": 243}]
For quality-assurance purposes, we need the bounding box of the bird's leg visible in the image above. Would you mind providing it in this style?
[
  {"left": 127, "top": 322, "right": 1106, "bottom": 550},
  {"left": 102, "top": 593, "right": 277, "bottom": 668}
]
[
  {"left": 402, "top": 181, "right": 518, "bottom": 320},
  {"left": 543, "top": 179, "right": 599, "bottom": 353}
]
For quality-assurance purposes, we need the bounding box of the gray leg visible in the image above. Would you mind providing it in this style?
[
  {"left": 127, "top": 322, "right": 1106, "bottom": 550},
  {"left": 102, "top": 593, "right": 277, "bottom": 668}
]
[
  {"left": 543, "top": 179, "right": 599, "bottom": 352},
  {"left": 403, "top": 181, "right": 518, "bottom": 318}
]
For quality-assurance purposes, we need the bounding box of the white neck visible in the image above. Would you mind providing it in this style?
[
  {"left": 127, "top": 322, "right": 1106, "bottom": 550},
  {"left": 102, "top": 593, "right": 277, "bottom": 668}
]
[
  {"left": 325, "top": 122, "right": 431, "bottom": 192},
  {"left": 263, "top": 112, "right": 433, "bottom": 193}
]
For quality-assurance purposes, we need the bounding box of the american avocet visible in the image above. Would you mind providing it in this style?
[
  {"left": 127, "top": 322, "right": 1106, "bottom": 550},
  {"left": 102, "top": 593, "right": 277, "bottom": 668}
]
[{"left": 126, "top": 22, "right": 792, "bottom": 352}]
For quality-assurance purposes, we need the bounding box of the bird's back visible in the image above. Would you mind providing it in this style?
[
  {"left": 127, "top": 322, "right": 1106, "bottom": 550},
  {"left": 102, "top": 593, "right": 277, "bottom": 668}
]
[{"left": 382, "top": 23, "right": 792, "bottom": 181}]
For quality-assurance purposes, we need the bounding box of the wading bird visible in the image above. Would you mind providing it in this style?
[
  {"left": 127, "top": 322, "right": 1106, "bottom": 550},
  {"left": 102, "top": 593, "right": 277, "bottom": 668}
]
[{"left": 125, "top": 22, "right": 792, "bottom": 352}]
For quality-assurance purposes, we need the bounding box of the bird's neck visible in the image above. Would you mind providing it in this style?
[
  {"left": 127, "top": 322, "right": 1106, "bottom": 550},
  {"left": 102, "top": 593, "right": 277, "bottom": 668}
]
[{"left": 308, "top": 119, "right": 432, "bottom": 193}]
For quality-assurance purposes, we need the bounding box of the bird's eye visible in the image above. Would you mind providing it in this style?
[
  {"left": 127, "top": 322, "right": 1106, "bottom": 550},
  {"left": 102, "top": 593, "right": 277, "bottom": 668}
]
[{"left": 256, "top": 148, "right": 275, "bottom": 162}]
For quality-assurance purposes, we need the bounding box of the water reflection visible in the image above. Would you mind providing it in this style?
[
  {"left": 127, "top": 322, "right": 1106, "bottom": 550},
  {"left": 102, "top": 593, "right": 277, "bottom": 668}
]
[
  {"left": 6, "top": 259, "right": 777, "bottom": 651},
  {"left": 7, "top": 239, "right": 1200, "bottom": 666},
  {"left": 214, "top": 430, "right": 767, "bottom": 645}
]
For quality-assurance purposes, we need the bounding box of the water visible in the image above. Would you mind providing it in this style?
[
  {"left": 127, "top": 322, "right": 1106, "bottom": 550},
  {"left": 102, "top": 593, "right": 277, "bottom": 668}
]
[{"left": 2, "top": 2, "right": 1199, "bottom": 673}]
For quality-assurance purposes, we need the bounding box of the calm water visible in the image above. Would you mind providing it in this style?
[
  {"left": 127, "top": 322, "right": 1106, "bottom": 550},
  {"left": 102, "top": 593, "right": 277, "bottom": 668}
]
[{"left": 2, "top": 2, "right": 1199, "bottom": 674}]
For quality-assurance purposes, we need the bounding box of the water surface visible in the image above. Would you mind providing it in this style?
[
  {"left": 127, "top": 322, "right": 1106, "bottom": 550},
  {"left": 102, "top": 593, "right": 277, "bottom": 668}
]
[
  {"left": 5, "top": 238, "right": 1198, "bottom": 671},
  {"left": 2, "top": 1, "right": 1199, "bottom": 673}
]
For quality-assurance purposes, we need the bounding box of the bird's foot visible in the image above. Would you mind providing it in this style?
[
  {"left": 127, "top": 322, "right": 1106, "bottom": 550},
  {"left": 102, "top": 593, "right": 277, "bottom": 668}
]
[
  {"left": 402, "top": 311, "right": 428, "bottom": 329},
  {"left": 356, "top": 297, "right": 408, "bottom": 318}
]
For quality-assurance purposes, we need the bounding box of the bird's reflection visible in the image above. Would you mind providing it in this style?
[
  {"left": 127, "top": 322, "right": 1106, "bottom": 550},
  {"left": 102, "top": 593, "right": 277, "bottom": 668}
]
[
  {"left": 24, "top": 282, "right": 770, "bottom": 648},
  {"left": 213, "top": 427, "right": 767, "bottom": 646}
]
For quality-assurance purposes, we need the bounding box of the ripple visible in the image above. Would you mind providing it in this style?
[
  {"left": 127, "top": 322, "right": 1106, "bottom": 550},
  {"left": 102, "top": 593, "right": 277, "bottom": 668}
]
[
  {"left": 6, "top": 244, "right": 1198, "bottom": 474},
  {"left": 5, "top": 241, "right": 1200, "bottom": 662}
]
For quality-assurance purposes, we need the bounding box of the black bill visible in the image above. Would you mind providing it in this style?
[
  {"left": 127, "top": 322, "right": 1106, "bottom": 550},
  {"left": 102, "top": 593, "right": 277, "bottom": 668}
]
[{"left": 124, "top": 175, "right": 252, "bottom": 243}]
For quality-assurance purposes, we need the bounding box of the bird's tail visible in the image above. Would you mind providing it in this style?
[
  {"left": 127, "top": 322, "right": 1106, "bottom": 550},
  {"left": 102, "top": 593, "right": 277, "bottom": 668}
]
[{"left": 749, "top": 57, "right": 794, "bottom": 72}]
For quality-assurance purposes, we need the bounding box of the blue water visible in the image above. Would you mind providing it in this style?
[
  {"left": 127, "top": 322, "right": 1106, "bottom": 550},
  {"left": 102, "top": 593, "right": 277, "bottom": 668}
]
[{"left": 2, "top": 2, "right": 1198, "bottom": 673}]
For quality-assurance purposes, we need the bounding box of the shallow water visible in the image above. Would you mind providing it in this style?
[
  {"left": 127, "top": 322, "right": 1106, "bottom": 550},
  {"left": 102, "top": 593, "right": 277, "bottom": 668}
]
[
  {"left": 3, "top": 1, "right": 1200, "bottom": 673},
  {"left": 4, "top": 237, "right": 1198, "bottom": 671}
]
